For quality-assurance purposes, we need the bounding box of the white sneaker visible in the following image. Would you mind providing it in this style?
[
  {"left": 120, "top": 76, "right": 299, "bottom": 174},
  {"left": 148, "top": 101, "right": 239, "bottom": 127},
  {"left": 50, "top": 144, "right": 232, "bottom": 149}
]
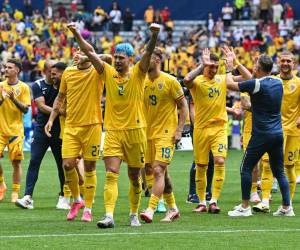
[
  {"left": 273, "top": 206, "right": 295, "bottom": 217},
  {"left": 56, "top": 196, "right": 71, "bottom": 210},
  {"left": 15, "top": 195, "right": 34, "bottom": 209},
  {"left": 97, "top": 215, "right": 115, "bottom": 228},
  {"left": 130, "top": 214, "right": 141, "bottom": 227},
  {"left": 253, "top": 202, "right": 270, "bottom": 213},
  {"left": 296, "top": 176, "right": 300, "bottom": 184},
  {"left": 228, "top": 205, "right": 252, "bottom": 217},
  {"left": 250, "top": 192, "right": 261, "bottom": 203}
]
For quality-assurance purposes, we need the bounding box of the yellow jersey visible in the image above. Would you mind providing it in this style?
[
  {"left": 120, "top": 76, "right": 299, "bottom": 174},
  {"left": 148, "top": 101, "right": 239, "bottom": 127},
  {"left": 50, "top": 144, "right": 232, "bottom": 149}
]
[
  {"left": 144, "top": 72, "right": 184, "bottom": 139},
  {"left": 99, "top": 62, "right": 146, "bottom": 130},
  {"left": 0, "top": 80, "right": 31, "bottom": 136},
  {"left": 280, "top": 76, "right": 300, "bottom": 136},
  {"left": 240, "top": 92, "right": 252, "bottom": 133},
  {"left": 59, "top": 66, "right": 104, "bottom": 127},
  {"left": 190, "top": 74, "right": 227, "bottom": 129}
]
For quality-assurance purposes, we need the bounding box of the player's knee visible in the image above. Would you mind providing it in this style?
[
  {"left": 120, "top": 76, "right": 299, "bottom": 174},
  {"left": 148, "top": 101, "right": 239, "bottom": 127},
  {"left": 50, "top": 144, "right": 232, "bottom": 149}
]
[
  {"left": 214, "top": 157, "right": 225, "bottom": 165},
  {"left": 196, "top": 163, "right": 207, "bottom": 168},
  {"left": 63, "top": 159, "right": 76, "bottom": 171},
  {"left": 12, "top": 160, "right": 21, "bottom": 168},
  {"left": 128, "top": 168, "right": 141, "bottom": 181},
  {"left": 145, "top": 163, "right": 153, "bottom": 175},
  {"left": 153, "top": 164, "right": 166, "bottom": 179},
  {"left": 84, "top": 161, "right": 96, "bottom": 172}
]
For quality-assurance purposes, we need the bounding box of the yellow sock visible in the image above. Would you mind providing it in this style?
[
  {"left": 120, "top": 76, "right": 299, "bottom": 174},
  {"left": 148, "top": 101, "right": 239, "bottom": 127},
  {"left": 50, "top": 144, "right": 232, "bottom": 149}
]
[
  {"left": 261, "top": 161, "right": 272, "bottom": 201},
  {"left": 148, "top": 194, "right": 160, "bottom": 210},
  {"left": 195, "top": 165, "right": 207, "bottom": 202},
  {"left": 145, "top": 174, "right": 154, "bottom": 193},
  {"left": 0, "top": 175, "right": 4, "bottom": 185},
  {"left": 65, "top": 168, "right": 80, "bottom": 199},
  {"left": 285, "top": 165, "right": 296, "bottom": 201},
  {"left": 163, "top": 192, "right": 176, "bottom": 209},
  {"left": 212, "top": 164, "right": 225, "bottom": 200},
  {"left": 12, "top": 183, "right": 20, "bottom": 193},
  {"left": 63, "top": 184, "right": 71, "bottom": 198},
  {"left": 251, "top": 182, "right": 257, "bottom": 193},
  {"left": 79, "top": 183, "right": 85, "bottom": 198},
  {"left": 104, "top": 172, "right": 119, "bottom": 214},
  {"left": 84, "top": 170, "right": 97, "bottom": 209},
  {"left": 129, "top": 177, "right": 142, "bottom": 214}
]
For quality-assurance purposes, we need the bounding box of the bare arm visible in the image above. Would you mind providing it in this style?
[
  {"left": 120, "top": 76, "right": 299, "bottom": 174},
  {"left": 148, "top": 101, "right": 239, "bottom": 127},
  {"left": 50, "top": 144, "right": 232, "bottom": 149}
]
[
  {"left": 74, "top": 54, "right": 113, "bottom": 66},
  {"left": 35, "top": 96, "right": 52, "bottom": 114},
  {"left": 45, "top": 92, "right": 65, "bottom": 137},
  {"left": 139, "top": 23, "right": 160, "bottom": 73},
  {"left": 183, "top": 48, "right": 212, "bottom": 88},
  {"left": 173, "top": 97, "right": 188, "bottom": 144},
  {"left": 183, "top": 63, "right": 204, "bottom": 89},
  {"left": 68, "top": 23, "right": 105, "bottom": 74},
  {"left": 241, "top": 95, "right": 251, "bottom": 111}
]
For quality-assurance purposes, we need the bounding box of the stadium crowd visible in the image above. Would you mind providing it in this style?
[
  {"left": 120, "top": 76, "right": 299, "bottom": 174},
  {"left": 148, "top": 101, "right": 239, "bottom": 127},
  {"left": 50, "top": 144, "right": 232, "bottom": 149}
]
[{"left": 0, "top": 0, "right": 300, "bottom": 226}]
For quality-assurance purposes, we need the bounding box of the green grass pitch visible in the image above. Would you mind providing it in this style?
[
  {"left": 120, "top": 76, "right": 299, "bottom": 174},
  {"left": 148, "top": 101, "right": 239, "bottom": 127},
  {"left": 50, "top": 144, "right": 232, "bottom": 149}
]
[{"left": 0, "top": 150, "right": 300, "bottom": 249}]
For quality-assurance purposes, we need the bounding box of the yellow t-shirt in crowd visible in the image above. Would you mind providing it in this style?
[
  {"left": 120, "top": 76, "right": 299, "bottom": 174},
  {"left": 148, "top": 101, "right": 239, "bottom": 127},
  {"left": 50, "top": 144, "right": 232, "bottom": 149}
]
[
  {"left": 59, "top": 65, "right": 104, "bottom": 127},
  {"left": 144, "top": 72, "right": 184, "bottom": 139}
]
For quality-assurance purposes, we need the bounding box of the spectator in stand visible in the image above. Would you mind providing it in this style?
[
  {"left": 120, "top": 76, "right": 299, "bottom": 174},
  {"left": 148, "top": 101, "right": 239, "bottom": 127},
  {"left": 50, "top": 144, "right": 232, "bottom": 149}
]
[
  {"left": 242, "top": 1, "right": 251, "bottom": 20},
  {"left": 92, "top": 6, "right": 106, "bottom": 31},
  {"left": 283, "top": 3, "right": 294, "bottom": 29},
  {"left": 160, "top": 6, "right": 170, "bottom": 24},
  {"left": 24, "top": 0, "right": 33, "bottom": 17},
  {"left": 123, "top": 7, "right": 134, "bottom": 31},
  {"left": 71, "top": 0, "right": 78, "bottom": 13},
  {"left": 215, "top": 17, "right": 224, "bottom": 36},
  {"left": 3, "top": 0, "right": 12, "bottom": 16},
  {"left": 58, "top": 2, "right": 67, "bottom": 19},
  {"left": 43, "top": 1, "right": 53, "bottom": 19},
  {"left": 234, "top": 0, "right": 245, "bottom": 20},
  {"left": 207, "top": 13, "right": 214, "bottom": 34},
  {"left": 153, "top": 9, "right": 162, "bottom": 24},
  {"left": 144, "top": 5, "right": 154, "bottom": 26},
  {"left": 252, "top": 0, "right": 260, "bottom": 19},
  {"left": 260, "top": 0, "right": 271, "bottom": 24},
  {"left": 109, "top": 2, "right": 122, "bottom": 35},
  {"left": 272, "top": 0, "right": 283, "bottom": 24},
  {"left": 222, "top": 2, "right": 234, "bottom": 28}
]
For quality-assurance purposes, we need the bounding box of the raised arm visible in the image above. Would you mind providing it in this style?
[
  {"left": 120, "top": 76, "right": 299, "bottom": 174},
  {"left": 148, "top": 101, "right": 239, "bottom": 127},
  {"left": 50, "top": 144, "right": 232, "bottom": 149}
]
[
  {"left": 173, "top": 97, "right": 188, "bottom": 144},
  {"left": 223, "top": 50, "right": 240, "bottom": 91},
  {"left": 73, "top": 53, "right": 113, "bottom": 66},
  {"left": 45, "top": 92, "right": 65, "bottom": 137},
  {"left": 139, "top": 23, "right": 160, "bottom": 73},
  {"left": 183, "top": 48, "right": 212, "bottom": 89},
  {"left": 67, "top": 23, "right": 105, "bottom": 74}
]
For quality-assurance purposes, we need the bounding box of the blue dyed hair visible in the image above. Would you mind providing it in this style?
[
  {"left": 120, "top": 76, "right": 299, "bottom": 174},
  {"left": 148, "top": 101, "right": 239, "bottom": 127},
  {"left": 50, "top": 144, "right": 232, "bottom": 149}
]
[{"left": 115, "top": 43, "right": 134, "bottom": 57}]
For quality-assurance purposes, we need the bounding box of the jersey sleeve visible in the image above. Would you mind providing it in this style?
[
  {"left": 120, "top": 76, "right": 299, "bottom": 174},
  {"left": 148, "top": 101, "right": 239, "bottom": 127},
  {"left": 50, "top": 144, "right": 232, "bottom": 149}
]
[
  {"left": 133, "top": 61, "right": 147, "bottom": 84},
  {"left": 170, "top": 78, "right": 184, "bottom": 101},
  {"left": 21, "top": 84, "right": 31, "bottom": 106},
  {"left": 59, "top": 70, "right": 67, "bottom": 94},
  {"left": 31, "top": 82, "right": 43, "bottom": 100},
  {"left": 238, "top": 79, "right": 257, "bottom": 94}
]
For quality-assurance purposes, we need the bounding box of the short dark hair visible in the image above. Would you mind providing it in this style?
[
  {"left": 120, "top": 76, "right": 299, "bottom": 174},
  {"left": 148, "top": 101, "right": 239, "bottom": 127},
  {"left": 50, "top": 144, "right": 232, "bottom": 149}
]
[
  {"left": 209, "top": 53, "right": 219, "bottom": 62},
  {"left": 7, "top": 59, "right": 22, "bottom": 72},
  {"left": 51, "top": 62, "right": 67, "bottom": 71},
  {"left": 153, "top": 47, "right": 163, "bottom": 61},
  {"left": 258, "top": 55, "right": 273, "bottom": 73}
]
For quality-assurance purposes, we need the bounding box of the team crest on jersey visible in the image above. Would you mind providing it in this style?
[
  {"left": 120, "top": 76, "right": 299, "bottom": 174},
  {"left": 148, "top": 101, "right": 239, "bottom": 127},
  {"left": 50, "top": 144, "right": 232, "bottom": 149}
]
[
  {"left": 15, "top": 88, "right": 21, "bottom": 97},
  {"left": 158, "top": 83, "right": 164, "bottom": 90},
  {"left": 289, "top": 83, "right": 296, "bottom": 92}
]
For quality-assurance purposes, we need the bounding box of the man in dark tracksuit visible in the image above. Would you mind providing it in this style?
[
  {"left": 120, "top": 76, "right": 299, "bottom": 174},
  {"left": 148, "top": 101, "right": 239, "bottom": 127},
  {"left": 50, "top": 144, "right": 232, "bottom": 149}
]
[
  {"left": 224, "top": 53, "right": 294, "bottom": 217},
  {"left": 15, "top": 62, "right": 68, "bottom": 209}
]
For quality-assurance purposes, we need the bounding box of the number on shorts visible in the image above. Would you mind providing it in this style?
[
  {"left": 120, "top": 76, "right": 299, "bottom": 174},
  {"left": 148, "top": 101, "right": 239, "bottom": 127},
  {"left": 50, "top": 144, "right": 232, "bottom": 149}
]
[
  {"left": 118, "top": 85, "right": 124, "bottom": 96},
  {"left": 288, "top": 151, "right": 294, "bottom": 162},
  {"left": 162, "top": 147, "right": 171, "bottom": 159},
  {"left": 218, "top": 144, "right": 226, "bottom": 153},
  {"left": 149, "top": 95, "right": 157, "bottom": 105},
  {"left": 91, "top": 145, "right": 100, "bottom": 157}
]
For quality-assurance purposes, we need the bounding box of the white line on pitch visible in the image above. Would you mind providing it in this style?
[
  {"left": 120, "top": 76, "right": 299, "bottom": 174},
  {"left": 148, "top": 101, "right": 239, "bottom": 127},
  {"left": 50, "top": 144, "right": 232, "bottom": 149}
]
[{"left": 2, "top": 229, "right": 300, "bottom": 239}]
